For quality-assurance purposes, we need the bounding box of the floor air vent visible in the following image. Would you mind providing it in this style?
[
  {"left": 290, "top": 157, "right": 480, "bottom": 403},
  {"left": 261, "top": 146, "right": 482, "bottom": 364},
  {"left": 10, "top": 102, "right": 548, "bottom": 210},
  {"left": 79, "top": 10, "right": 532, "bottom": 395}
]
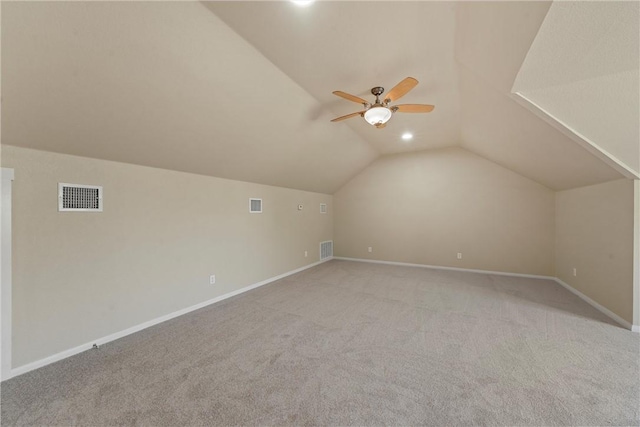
[
  {"left": 58, "top": 183, "right": 103, "bottom": 212},
  {"left": 320, "top": 240, "right": 333, "bottom": 260}
]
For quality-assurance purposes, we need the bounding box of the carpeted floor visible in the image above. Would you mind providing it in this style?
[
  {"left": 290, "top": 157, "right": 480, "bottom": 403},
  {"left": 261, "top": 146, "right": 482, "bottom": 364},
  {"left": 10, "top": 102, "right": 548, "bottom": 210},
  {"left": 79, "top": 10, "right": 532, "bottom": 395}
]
[{"left": 1, "top": 260, "right": 639, "bottom": 426}]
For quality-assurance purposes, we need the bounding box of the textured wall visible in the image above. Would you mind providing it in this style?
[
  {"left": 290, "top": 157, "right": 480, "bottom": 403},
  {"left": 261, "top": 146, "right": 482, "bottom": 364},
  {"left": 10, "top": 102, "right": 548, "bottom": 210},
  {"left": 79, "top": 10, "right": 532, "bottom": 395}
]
[
  {"left": 3, "top": 146, "right": 333, "bottom": 367},
  {"left": 556, "top": 179, "right": 635, "bottom": 323},
  {"left": 334, "top": 147, "right": 555, "bottom": 276}
]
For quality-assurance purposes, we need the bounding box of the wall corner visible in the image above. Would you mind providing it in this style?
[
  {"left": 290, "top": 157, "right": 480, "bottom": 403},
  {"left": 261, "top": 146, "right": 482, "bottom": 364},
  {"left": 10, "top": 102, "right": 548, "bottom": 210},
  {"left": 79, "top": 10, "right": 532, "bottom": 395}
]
[{"left": 633, "top": 180, "right": 639, "bottom": 328}]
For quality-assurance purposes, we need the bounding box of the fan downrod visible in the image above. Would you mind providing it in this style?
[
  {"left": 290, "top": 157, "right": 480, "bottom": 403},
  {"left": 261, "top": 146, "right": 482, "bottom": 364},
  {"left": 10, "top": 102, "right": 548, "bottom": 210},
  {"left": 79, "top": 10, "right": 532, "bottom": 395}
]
[{"left": 371, "top": 87, "right": 384, "bottom": 104}]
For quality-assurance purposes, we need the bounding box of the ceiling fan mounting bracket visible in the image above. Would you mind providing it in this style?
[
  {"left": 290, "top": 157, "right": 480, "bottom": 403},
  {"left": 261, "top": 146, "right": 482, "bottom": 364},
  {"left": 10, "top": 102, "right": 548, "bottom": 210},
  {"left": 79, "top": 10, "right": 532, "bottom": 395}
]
[{"left": 371, "top": 87, "right": 384, "bottom": 97}]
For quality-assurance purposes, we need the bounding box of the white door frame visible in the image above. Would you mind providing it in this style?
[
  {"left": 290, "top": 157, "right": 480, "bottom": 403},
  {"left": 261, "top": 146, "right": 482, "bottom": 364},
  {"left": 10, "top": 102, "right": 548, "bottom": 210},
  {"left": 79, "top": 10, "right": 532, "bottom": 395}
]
[{"left": 1, "top": 168, "right": 15, "bottom": 380}]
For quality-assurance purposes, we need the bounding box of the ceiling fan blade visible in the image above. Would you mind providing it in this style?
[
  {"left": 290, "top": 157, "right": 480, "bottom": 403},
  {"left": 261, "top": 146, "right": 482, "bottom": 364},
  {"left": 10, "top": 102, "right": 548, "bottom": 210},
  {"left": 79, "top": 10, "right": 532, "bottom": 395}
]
[
  {"left": 394, "top": 104, "right": 435, "bottom": 113},
  {"left": 384, "top": 77, "right": 418, "bottom": 103},
  {"left": 332, "top": 91, "right": 369, "bottom": 105},
  {"left": 330, "top": 111, "right": 365, "bottom": 122}
]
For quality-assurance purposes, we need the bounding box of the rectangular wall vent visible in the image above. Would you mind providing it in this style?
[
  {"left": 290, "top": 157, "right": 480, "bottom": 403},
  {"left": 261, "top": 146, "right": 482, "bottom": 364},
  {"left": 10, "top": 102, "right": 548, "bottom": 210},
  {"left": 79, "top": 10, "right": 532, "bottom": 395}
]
[
  {"left": 249, "top": 198, "right": 262, "bottom": 213},
  {"left": 58, "top": 183, "right": 103, "bottom": 212},
  {"left": 320, "top": 240, "right": 333, "bottom": 260},
  {"left": 320, "top": 203, "right": 327, "bottom": 214}
]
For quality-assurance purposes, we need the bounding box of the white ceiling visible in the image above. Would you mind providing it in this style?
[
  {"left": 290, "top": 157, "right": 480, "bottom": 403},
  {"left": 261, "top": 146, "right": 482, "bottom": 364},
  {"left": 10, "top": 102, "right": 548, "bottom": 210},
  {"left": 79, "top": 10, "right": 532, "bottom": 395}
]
[
  {"left": 2, "top": 1, "right": 635, "bottom": 193},
  {"left": 455, "top": 1, "right": 627, "bottom": 189},
  {"left": 513, "top": 1, "right": 640, "bottom": 176},
  {"left": 207, "top": 1, "right": 461, "bottom": 155},
  {"left": 1, "top": 1, "right": 377, "bottom": 194}
]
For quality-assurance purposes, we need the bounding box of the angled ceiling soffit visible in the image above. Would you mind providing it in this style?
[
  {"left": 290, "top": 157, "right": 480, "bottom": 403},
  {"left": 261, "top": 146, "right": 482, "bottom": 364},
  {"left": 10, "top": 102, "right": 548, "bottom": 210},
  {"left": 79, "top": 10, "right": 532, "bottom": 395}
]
[{"left": 512, "top": 1, "right": 640, "bottom": 179}]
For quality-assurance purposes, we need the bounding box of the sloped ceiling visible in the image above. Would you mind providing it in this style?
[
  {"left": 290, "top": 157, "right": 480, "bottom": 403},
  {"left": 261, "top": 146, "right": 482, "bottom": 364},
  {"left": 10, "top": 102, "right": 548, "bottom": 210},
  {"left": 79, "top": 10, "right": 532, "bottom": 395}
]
[
  {"left": 1, "top": 1, "right": 634, "bottom": 194},
  {"left": 1, "top": 1, "right": 377, "bottom": 194},
  {"left": 513, "top": 1, "right": 640, "bottom": 177},
  {"left": 455, "top": 1, "right": 624, "bottom": 190},
  {"left": 206, "top": 1, "right": 461, "bottom": 155}
]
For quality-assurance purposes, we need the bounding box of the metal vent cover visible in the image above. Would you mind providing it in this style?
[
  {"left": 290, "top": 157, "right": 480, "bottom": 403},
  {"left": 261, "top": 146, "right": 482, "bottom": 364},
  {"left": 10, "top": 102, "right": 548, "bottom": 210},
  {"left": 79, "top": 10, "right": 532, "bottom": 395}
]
[
  {"left": 249, "top": 198, "right": 262, "bottom": 213},
  {"left": 58, "top": 183, "right": 103, "bottom": 212},
  {"left": 320, "top": 203, "right": 327, "bottom": 214},
  {"left": 320, "top": 240, "right": 333, "bottom": 260}
]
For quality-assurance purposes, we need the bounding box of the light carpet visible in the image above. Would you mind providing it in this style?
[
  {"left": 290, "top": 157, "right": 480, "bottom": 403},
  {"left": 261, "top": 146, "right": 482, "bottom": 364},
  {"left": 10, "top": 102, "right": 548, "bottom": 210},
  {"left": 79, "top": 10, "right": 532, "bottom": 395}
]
[{"left": 1, "top": 260, "right": 639, "bottom": 426}]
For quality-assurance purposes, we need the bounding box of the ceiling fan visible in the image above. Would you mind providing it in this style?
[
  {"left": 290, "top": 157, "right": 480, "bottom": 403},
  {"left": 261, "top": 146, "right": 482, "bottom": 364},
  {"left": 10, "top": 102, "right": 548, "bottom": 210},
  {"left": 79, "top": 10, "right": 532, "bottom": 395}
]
[{"left": 331, "top": 77, "right": 434, "bottom": 129}]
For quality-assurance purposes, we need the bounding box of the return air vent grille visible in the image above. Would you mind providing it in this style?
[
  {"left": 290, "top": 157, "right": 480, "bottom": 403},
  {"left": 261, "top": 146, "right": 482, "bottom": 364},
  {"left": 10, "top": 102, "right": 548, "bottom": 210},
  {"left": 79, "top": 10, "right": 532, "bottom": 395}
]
[
  {"left": 58, "top": 183, "right": 103, "bottom": 212},
  {"left": 249, "top": 198, "right": 262, "bottom": 213},
  {"left": 320, "top": 240, "right": 333, "bottom": 260}
]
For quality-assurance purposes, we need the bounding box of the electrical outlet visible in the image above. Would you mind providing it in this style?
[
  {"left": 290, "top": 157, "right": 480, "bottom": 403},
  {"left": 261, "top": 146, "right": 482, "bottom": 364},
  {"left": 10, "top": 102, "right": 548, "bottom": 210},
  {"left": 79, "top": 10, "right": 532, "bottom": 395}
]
[
  {"left": 572, "top": 268, "right": 577, "bottom": 277},
  {"left": 457, "top": 253, "right": 462, "bottom": 260},
  {"left": 304, "top": 250, "right": 308, "bottom": 257},
  {"left": 209, "top": 275, "right": 216, "bottom": 285},
  {"left": 368, "top": 247, "right": 372, "bottom": 253}
]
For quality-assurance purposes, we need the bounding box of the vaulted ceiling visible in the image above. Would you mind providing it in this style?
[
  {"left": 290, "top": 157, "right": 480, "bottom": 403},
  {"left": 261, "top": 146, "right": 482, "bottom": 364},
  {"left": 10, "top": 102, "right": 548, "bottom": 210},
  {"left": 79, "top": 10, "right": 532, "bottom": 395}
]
[
  {"left": 513, "top": 1, "right": 639, "bottom": 178},
  {"left": 2, "top": 1, "right": 637, "bottom": 194}
]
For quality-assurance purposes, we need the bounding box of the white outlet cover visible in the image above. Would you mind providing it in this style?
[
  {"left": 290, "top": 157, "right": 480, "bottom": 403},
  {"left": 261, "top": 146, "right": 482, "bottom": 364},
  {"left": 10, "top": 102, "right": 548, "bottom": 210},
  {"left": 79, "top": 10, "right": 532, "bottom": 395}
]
[
  {"left": 368, "top": 247, "right": 372, "bottom": 253},
  {"left": 209, "top": 275, "right": 216, "bottom": 284}
]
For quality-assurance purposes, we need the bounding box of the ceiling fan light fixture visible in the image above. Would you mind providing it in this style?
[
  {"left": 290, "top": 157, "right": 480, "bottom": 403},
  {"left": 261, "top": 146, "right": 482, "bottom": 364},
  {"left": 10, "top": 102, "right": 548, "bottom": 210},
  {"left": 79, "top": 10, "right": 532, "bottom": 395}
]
[
  {"left": 364, "top": 107, "right": 392, "bottom": 126},
  {"left": 331, "top": 77, "right": 433, "bottom": 127}
]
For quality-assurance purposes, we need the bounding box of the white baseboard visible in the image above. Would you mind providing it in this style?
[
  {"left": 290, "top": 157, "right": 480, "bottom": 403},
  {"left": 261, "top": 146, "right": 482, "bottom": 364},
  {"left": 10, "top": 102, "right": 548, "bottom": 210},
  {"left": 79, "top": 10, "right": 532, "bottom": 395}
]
[
  {"left": 553, "top": 277, "right": 634, "bottom": 331},
  {"left": 7, "top": 258, "right": 332, "bottom": 381},
  {"left": 334, "top": 257, "right": 638, "bottom": 333},
  {"left": 333, "top": 257, "right": 554, "bottom": 280}
]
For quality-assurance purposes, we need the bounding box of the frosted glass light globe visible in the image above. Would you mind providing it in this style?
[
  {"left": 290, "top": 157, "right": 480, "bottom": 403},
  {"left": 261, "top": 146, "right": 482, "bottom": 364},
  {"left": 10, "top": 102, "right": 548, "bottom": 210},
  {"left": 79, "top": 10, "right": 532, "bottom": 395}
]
[{"left": 364, "top": 107, "right": 392, "bottom": 126}]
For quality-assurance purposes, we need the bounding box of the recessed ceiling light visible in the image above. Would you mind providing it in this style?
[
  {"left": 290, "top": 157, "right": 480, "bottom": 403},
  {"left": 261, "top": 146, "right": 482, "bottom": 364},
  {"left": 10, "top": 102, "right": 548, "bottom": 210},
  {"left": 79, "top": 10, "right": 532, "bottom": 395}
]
[
  {"left": 402, "top": 132, "right": 413, "bottom": 141},
  {"left": 291, "top": 0, "right": 315, "bottom": 6}
]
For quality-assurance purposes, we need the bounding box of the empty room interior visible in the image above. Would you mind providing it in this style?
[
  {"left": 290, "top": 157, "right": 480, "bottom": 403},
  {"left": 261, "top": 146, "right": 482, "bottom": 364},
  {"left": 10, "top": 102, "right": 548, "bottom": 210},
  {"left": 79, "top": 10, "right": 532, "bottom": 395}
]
[{"left": 1, "top": 1, "right": 639, "bottom": 425}]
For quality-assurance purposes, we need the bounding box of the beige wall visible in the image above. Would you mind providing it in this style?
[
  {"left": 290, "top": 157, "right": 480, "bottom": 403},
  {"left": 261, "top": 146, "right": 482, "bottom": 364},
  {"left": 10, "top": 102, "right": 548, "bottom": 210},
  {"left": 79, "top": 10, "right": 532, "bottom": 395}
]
[
  {"left": 334, "top": 147, "right": 555, "bottom": 276},
  {"left": 4, "top": 143, "right": 636, "bottom": 369},
  {"left": 2, "top": 146, "right": 333, "bottom": 367},
  {"left": 556, "top": 179, "right": 635, "bottom": 324}
]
